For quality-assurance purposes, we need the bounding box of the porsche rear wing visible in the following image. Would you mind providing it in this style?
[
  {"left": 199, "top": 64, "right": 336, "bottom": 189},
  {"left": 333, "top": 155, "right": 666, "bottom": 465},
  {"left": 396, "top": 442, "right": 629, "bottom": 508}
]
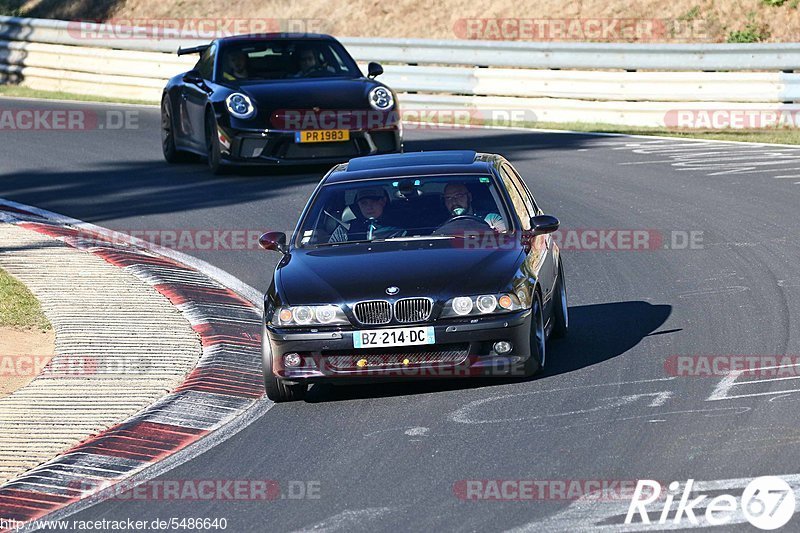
[{"left": 177, "top": 44, "right": 210, "bottom": 56}]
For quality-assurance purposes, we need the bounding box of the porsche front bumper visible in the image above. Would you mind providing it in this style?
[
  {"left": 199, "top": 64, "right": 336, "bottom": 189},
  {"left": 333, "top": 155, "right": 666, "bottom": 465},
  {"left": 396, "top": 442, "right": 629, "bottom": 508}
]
[{"left": 219, "top": 126, "right": 402, "bottom": 166}]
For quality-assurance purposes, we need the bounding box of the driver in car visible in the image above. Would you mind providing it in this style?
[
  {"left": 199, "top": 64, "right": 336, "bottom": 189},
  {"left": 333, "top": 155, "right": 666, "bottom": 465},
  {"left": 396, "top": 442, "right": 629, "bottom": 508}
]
[
  {"left": 222, "top": 51, "right": 249, "bottom": 81},
  {"left": 292, "top": 46, "right": 336, "bottom": 77},
  {"left": 442, "top": 183, "right": 507, "bottom": 232},
  {"left": 328, "top": 187, "right": 406, "bottom": 243}
]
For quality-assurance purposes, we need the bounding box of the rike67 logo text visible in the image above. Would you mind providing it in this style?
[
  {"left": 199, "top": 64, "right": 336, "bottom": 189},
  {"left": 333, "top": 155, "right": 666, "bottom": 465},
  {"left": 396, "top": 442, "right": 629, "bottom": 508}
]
[{"left": 626, "top": 477, "right": 795, "bottom": 530}]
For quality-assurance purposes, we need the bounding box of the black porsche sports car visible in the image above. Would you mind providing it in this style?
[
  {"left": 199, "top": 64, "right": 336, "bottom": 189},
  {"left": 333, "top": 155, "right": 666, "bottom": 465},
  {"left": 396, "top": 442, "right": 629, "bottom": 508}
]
[
  {"left": 259, "top": 150, "right": 568, "bottom": 402},
  {"left": 161, "top": 34, "right": 402, "bottom": 173}
]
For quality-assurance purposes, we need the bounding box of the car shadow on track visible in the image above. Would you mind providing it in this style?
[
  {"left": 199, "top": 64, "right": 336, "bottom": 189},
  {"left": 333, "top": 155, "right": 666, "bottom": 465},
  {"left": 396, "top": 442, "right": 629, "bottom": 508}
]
[
  {"left": 0, "top": 159, "right": 333, "bottom": 223},
  {"left": 541, "top": 300, "right": 672, "bottom": 378},
  {"left": 404, "top": 130, "right": 598, "bottom": 157},
  {"left": 304, "top": 300, "right": 672, "bottom": 402}
]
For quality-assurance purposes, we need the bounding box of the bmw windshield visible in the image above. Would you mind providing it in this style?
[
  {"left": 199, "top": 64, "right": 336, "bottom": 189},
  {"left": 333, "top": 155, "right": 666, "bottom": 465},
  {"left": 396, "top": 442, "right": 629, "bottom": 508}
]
[{"left": 296, "top": 175, "right": 512, "bottom": 247}]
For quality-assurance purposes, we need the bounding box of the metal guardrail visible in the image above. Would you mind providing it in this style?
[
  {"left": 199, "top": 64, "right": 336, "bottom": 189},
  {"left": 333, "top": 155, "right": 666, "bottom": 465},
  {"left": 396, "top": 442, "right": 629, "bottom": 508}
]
[
  {"left": 3, "top": 16, "right": 800, "bottom": 70},
  {"left": 342, "top": 39, "right": 800, "bottom": 71},
  {"left": 1, "top": 16, "right": 800, "bottom": 127}
]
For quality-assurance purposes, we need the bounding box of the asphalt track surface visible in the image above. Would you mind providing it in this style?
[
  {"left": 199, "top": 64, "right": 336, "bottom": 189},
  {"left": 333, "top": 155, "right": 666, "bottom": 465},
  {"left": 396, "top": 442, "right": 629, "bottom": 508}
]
[{"left": 2, "top": 98, "right": 800, "bottom": 531}]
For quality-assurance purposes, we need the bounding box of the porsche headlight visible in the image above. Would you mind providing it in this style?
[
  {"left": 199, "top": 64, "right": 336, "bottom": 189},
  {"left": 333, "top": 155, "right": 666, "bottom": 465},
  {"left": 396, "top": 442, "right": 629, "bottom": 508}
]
[
  {"left": 272, "top": 305, "right": 349, "bottom": 327},
  {"left": 226, "top": 93, "right": 256, "bottom": 119},
  {"left": 368, "top": 87, "right": 394, "bottom": 110},
  {"left": 441, "top": 293, "right": 526, "bottom": 318}
]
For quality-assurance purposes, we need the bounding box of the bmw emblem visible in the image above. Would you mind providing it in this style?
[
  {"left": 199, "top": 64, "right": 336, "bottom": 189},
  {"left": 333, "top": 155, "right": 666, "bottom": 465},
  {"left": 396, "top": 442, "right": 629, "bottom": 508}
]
[{"left": 386, "top": 286, "right": 400, "bottom": 295}]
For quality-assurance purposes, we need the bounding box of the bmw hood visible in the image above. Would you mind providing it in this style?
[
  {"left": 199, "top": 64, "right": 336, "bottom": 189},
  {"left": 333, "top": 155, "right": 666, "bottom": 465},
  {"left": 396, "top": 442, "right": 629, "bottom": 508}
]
[{"left": 276, "top": 240, "right": 525, "bottom": 305}]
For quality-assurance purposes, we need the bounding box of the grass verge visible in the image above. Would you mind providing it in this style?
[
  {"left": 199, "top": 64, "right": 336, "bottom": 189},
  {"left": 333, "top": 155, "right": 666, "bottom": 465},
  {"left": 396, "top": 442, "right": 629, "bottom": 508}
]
[
  {"left": 516, "top": 120, "right": 800, "bottom": 145},
  {"left": 412, "top": 118, "right": 800, "bottom": 145},
  {"left": 0, "top": 84, "right": 155, "bottom": 106},
  {"left": 0, "top": 267, "right": 51, "bottom": 331}
]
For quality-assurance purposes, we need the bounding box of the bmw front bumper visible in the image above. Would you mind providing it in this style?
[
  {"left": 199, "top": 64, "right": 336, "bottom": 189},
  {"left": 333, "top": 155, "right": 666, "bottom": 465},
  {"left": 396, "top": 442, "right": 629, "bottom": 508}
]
[{"left": 265, "top": 309, "right": 534, "bottom": 383}]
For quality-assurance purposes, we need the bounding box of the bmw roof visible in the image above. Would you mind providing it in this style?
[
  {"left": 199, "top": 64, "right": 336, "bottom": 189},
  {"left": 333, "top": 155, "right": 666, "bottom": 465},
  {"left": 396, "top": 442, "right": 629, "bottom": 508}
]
[
  {"left": 325, "top": 151, "right": 497, "bottom": 183},
  {"left": 347, "top": 150, "right": 477, "bottom": 172},
  {"left": 217, "top": 33, "right": 335, "bottom": 43}
]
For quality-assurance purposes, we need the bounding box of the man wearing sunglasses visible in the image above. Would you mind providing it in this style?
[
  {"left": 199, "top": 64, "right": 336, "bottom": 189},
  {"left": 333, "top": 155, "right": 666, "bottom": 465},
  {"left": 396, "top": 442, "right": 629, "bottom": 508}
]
[{"left": 442, "top": 183, "right": 507, "bottom": 232}]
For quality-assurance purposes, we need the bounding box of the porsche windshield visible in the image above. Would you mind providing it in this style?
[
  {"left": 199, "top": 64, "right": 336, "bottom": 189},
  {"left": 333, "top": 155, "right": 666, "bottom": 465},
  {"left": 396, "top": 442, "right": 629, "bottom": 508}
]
[
  {"left": 218, "top": 40, "right": 361, "bottom": 82},
  {"left": 297, "top": 175, "right": 511, "bottom": 247}
]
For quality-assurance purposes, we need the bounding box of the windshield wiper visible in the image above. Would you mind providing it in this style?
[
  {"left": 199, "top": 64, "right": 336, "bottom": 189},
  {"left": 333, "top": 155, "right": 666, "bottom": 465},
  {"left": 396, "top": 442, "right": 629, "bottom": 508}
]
[
  {"left": 311, "top": 238, "right": 384, "bottom": 248},
  {"left": 311, "top": 235, "right": 455, "bottom": 247},
  {"left": 383, "top": 235, "right": 456, "bottom": 241}
]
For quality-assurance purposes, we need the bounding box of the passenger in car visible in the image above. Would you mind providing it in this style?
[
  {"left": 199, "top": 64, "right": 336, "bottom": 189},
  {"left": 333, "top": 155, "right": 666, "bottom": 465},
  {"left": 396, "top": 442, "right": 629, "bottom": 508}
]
[
  {"left": 328, "top": 187, "right": 406, "bottom": 242},
  {"left": 291, "top": 45, "right": 336, "bottom": 78}
]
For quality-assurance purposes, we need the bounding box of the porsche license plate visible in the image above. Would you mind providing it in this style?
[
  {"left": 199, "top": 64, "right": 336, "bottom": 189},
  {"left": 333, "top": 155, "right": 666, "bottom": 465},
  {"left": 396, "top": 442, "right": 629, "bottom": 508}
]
[
  {"left": 353, "top": 327, "right": 435, "bottom": 349},
  {"left": 295, "top": 130, "right": 350, "bottom": 143}
]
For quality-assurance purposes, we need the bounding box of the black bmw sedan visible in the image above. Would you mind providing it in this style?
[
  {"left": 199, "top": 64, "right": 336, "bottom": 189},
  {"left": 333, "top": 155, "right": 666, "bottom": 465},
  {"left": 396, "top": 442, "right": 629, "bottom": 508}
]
[
  {"left": 259, "top": 150, "right": 567, "bottom": 401},
  {"left": 161, "top": 34, "right": 402, "bottom": 173}
]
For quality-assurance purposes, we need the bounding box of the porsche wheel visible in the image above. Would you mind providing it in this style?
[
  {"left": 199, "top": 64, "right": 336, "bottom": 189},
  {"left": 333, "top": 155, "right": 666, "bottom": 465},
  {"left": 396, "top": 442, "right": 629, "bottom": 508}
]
[{"left": 161, "top": 96, "right": 186, "bottom": 164}]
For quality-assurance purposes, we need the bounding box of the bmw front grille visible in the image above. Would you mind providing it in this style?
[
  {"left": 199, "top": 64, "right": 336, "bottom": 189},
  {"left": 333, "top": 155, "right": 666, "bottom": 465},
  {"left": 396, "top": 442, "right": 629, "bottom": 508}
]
[
  {"left": 394, "top": 298, "right": 433, "bottom": 323},
  {"left": 353, "top": 300, "right": 392, "bottom": 325},
  {"left": 353, "top": 298, "right": 433, "bottom": 324}
]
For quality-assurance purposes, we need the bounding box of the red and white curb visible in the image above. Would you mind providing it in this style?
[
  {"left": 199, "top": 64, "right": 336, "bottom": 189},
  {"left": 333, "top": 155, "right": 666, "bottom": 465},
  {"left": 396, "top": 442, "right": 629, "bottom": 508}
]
[{"left": 0, "top": 200, "right": 270, "bottom": 529}]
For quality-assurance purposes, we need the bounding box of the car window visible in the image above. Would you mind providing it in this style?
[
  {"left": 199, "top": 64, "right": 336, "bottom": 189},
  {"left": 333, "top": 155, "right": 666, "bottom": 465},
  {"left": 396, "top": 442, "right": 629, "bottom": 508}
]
[
  {"left": 500, "top": 165, "right": 532, "bottom": 230},
  {"left": 327, "top": 47, "right": 351, "bottom": 72},
  {"left": 218, "top": 39, "right": 361, "bottom": 82},
  {"left": 503, "top": 163, "right": 539, "bottom": 215},
  {"left": 195, "top": 44, "right": 216, "bottom": 80},
  {"left": 296, "top": 175, "right": 510, "bottom": 246}
]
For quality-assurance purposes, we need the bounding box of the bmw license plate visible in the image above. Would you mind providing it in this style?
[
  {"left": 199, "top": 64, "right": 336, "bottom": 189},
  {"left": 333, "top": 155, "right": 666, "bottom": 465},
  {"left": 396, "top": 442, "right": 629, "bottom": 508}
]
[
  {"left": 295, "top": 130, "right": 350, "bottom": 143},
  {"left": 353, "top": 327, "right": 435, "bottom": 349}
]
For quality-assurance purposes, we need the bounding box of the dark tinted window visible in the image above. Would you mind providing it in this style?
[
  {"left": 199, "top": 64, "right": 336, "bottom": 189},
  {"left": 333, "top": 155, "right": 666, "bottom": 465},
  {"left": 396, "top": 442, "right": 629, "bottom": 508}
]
[
  {"left": 503, "top": 163, "right": 539, "bottom": 215},
  {"left": 500, "top": 165, "right": 532, "bottom": 230},
  {"left": 296, "top": 175, "right": 510, "bottom": 246},
  {"left": 195, "top": 44, "right": 216, "bottom": 79},
  {"left": 218, "top": 39, "right": 361, "bottom": 82}
]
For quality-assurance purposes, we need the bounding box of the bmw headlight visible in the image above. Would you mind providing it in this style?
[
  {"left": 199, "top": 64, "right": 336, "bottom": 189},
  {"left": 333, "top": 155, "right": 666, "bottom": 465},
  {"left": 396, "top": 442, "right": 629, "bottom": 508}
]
[
  {"left": 441, "top": 293, "right": 526, "bottom": 318},
  {"left": 368, "top": 87, "right": 394, "bottom": 110},
  {"left": 272, "top": 305, "right": 349, "bottom": 327},
  {"left": 226, "top": 93, "right": 256, "bottom": 119}
]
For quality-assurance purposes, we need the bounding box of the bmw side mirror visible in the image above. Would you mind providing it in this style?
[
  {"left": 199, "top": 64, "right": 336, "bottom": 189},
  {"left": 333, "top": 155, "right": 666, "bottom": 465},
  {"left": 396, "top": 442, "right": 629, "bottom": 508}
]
[
  {"left": 259, "top": 232, "right": 287, "bottom": 254},
  {"left": 367, "top": 62, "right": 384, "bottom": 79},
  {"left": 531, "top": 215, "right": 560, "bottom": 235},
  {"left": 183, "top": 69, "right": 203, "bottom": 84}
]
